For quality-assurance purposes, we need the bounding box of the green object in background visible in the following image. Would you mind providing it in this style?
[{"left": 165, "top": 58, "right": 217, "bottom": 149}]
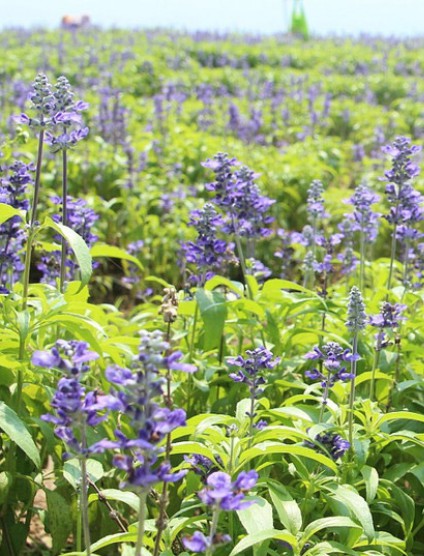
[{"left": 290, "top": 0, "right": 309, "bottom": 39}]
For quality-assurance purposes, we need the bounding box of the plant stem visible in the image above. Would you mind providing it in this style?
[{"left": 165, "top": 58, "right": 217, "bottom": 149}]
[
  {"left": 348, "top": 333, "right": 359, "bottom": 451},
  {"left": 232, "top": 216, "right": 253, "bottom": 300},
  {"left": 59, "top": 148, "right": 68, "bottom": 293},
  {"left": 387, "top": 222, "right": 398, "bottom": 293},
  {"left": 88, "top": 479, "right": 127, "bottom": 532},
  {"left": 153, "top": 330, "right": 173, "bottom": 556},
  {"left": 248, "top": 392, "right": 256, "bottom": 447},
  {"left": 135, "top": 490, "right": 147, "bottom": 556},
  {"left": 369, "top": 334, "right": 382, "bottom": 401},
  {"left": 319, "top": 369, "right": 332, "bottom": 423},
  {"left": 80, "top": 426, "right": 91, "bottom": 556},
  {"left": 205, "top": 506, "right": 220, "bottom": 556},
  {"left": 359, "top": 228, "right": 366, "bottom": 292},
  {"left": 22, "top": 129, "right": 44, "bottom": 309}
]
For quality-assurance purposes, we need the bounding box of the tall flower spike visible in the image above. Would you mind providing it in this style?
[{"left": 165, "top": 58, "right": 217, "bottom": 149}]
[{"left": 346, "top": 286, "right": 366, "bottom": 333}]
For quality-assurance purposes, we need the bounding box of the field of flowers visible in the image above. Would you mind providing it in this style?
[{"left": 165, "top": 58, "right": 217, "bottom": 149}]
[{"left": 1, "top": 27, "right": 424, "bottom": 556}]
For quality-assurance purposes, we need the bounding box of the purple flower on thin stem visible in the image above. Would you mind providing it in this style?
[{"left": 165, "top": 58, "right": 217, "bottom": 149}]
[
  {"left": 203, "top": 153, "right": 275, "bottom": 240},
  {"left": 228, "top": 347, "right": 279, "bottom": 437},
  {"left": 181, "top": 203, "right": 235, "bottom": 287},
  {"left": 92, "top": 330, "right": 188, "bottom": 490},
  {"left": 346, "top": 286, "right": 365, "bottom": 451},
  {"left": 0, "top": 161, "right": 33, "bottom": 292},
  {"left": 381, "top": 137, "right": 423, "bottom": 290},
  {"left": 183, "top": 470, "right": 258, "bottom": 554},
  {"left": 33, "top": 341, "right": 101, "bottom": 457}
]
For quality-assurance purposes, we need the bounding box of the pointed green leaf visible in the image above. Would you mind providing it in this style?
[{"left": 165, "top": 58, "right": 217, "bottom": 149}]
[
  {"left": 268, "top": 481, "right": 302, "bottom": 534},
  {"left": 229, "top": 529, "right": 297, "bottom": 556},
  {"left": 0, "top": 203, "right": 24, "bottom": 225},
  {"left": 195, "top": 289, "right": 227, "bottom": 350},
  {"left": 0, "top": 401, "right": 40, "bottom": 468},
  {"left": 237, "top": 496, "right": 273, "bottom": 535},
  {"left": 326, "top": 485, "right": 375, "bottom": 540},
  {"left": 46, "top": 489, "right": 73, "bottom": 553},
  {"left": 43, "top": 217, "right": 92, "bottom": 289},
  {"left": 303, "top": 516, "right": 361, "bottom": 542},
  {"left": 90, "top": 244, "right": 143, "bottom": 271}
]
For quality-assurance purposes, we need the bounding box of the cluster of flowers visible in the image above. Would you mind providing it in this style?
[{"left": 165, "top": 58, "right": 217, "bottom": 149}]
[
  {"left": 32, "top": 340, "right": 103, "bottom": 457},
  {"left": 16, "top": 74, "right": 88, "bottom": 150},
  {"left": 304, "top": 342, "right": 357, "bottom": 390},
  {"left": 91, "top": 330, "right": 195, "bottom": 489},
  {"left": 381, "top": 137, "right": 424, "bottom": 285},
  {"left": 228, "top": 346, "right": 279, "bottom": 426},
  {"left": 181, "top": 153, "right": 275, "bottom": 286},
  {"left": 304, "top": 432, "right": 350, "bottom": 461},
  {"left": 183, "top": 470, "right": 258, "bottom": 553},
  {"left": 181, "top": 203, "right": 235, "bottom": 287},
  {"left": 34, "top": 331, "right": 195, "bottom": 490},
  {"left": 0, "top": 161, "right": 33, "bottom": 292}
]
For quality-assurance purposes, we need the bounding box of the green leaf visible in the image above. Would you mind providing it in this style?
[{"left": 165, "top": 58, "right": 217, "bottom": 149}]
[
  {"left": 88, "top": 488, "right": 139, "bottom": 512},
  {"left": 302, "top": 516, "right": 361, "bottom": 542},
  {"left": 195, "top": 289, "right": 227, "bottom": 350},
  {"left": 0, "top": 472, "right": 12, "bottom": 505},
  {"left": 90, "top": 244, "right": 144, "bottom": 271},
  {"left": 237, "top": 496, "right": 273, "bottom": 535},
  {"left": 377, "top": 411, "right": 424, "bottom": 426},
  {"left": 0, "top": 402, "right": 40, "bottom": 468},
  {"left": 262, "top": 278, "right": 313, "bottom": 296},
  {"left": 229, "top": 529, "right": 297, "bottom": 556},
  {"left": 360, "top": 466, "right": 379, "bottom": 503},
  {"left": 240, "top": 442, "right": 337, "bottom": 471},
  {"left": 326, "top": 485, "right": 375, "bottom": 540},
  {"left": 63, "top": 458, "right": 104, "bottom": 490},
  {"left": 0, "top": 203, "right": 24, "bottom": 225},
  {"left": 46, "top": 489, "right": 73, "bottom": 553},
  {"left": 268, "top": 480, "right": 302, "bottom": 534},
  {"left": 169, "top": 441, "right": 217, "bottom": 461},
  {"left": 44, "top": 217, "right": 92, "bottom": 289},
  {"left": 204, "top": 275, "right": 244, "bottom": 295}
]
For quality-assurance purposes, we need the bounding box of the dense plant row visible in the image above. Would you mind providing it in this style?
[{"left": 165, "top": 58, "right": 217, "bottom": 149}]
[{"left": 0, "top": 28, "right": 423, "bottom": 556}]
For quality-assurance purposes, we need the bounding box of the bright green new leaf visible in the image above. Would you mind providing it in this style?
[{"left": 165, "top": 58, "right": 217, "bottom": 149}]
[
  {"left": 195, "top": 289, "right": 227, "bottom": 350},
  {"left": 0, "top": 203, "right": 24, "bottom": 225},
  {"left": 44, "top": 217, "right": 92, "bottom": 289},
  {"left": 229, "top": 528, "right": 297, "bottom": 556},
  {"left": 0, "top": 401, "right": 40, "bottom": 468},
  {"left": 90, "top": 243, "right": 144, "bottom": 271}
]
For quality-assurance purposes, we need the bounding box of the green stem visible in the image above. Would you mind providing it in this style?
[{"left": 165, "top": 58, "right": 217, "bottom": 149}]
[
  {"left": 22, "top": 129, "right": 44, "bottom": 309},
  {"left": 359, "top": 228, "right": 366, "bottom": 292},
  {"left": 80, "top": 428, "right": 91, "bottom": 556},
  {"left": 60, "top": 148, "right": 68, "bottom": 293},
  {"left": 369, "top": 338, "right": 382, "bottom": 401},
  {"left": 319, "top": 369, "right": 332, "bottom": 423},
  {"left": 232, "top": 218, "right": 253, "bottom": 300},
  {"left": 387, "top": 221, "right": 398, "bottom": 292},
  {"left": 348, "top": 333, "right": 359, "bottom": 452},
  {"left": 135, "top": 490, "right": 147, "bottom": 556},
  {"left": 205, "top": 506, "right": 220, "bottom": 556},
  {"left": 248, "top": 392, "right": 256, "bottom": 447}
]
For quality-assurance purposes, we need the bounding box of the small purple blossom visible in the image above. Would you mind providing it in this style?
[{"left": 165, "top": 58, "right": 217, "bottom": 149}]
[
  {"left": 305, "top": 342, "right": 356, "bottom": 388},
  {"left": 198, "top": 470, "right": 258, "bottom": 510},
  {"left": 304, "top": 432, "right": 350, "bottom": 460}
]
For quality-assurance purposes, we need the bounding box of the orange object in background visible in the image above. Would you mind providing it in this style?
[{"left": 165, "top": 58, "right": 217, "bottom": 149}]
[{"left": 61, "top": 15, "right": 91, "bottom": 30}]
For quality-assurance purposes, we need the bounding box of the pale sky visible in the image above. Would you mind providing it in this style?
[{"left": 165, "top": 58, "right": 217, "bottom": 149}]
[{"left": 2, "top": 0, "right": 424, "bottom": 36}]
